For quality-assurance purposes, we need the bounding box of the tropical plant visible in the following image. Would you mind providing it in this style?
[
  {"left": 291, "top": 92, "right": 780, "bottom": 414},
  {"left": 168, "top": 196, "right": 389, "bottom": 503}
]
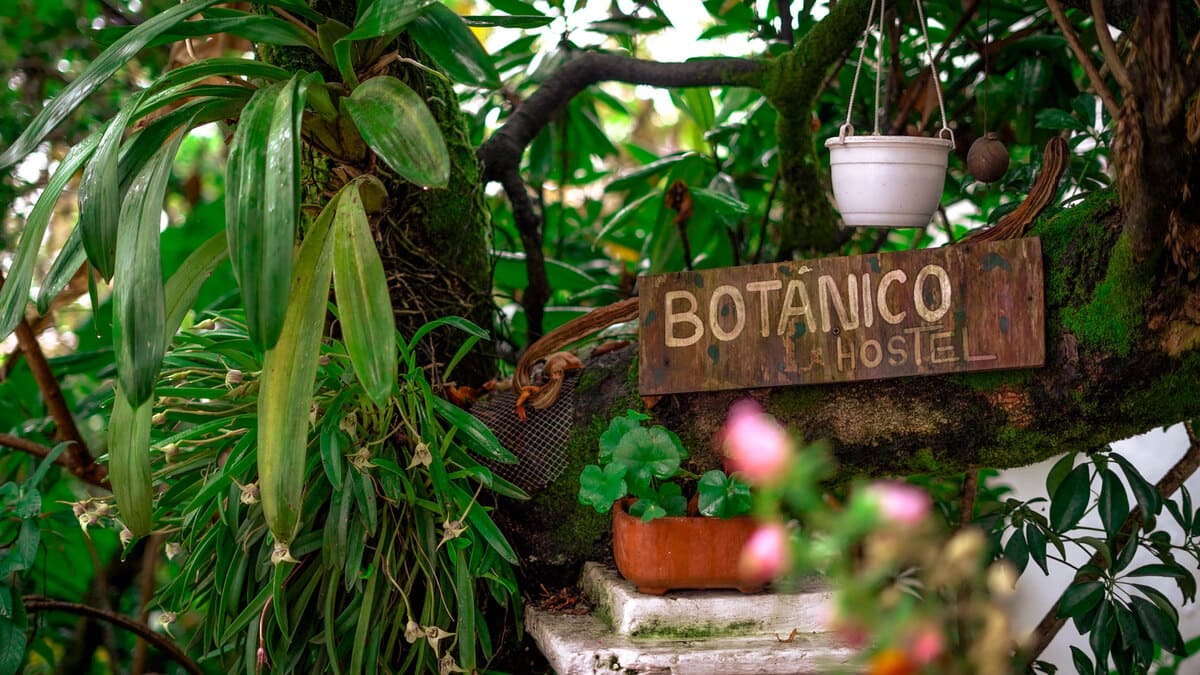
[{"left": 577, "top": 409, "right": 751, "bottom": 521}]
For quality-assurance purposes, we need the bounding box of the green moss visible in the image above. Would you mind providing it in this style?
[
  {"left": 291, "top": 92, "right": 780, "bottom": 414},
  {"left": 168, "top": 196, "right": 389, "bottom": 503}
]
[
  {"left": 629, "top": 619, "right": 761, "bottom": 640},
  {"left": 542, "top": 417, "right": 612, "bottom": 559},
  {"left": 1032, "top": 190, "right": 1120, "bottom": 308},
  {"left": 1122, "top": 352, "right": 1200, "bottom": 423},
  {"left": 1061, "top": 234, "right": 1152, "bottom": 358}
]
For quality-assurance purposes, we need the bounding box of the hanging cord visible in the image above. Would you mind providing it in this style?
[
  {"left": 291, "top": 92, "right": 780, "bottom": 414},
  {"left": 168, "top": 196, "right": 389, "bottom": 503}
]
[
  {"left": 872, "top": 0, "right": 886, "bottom": 134},
  {"left": 982, "top": 0, "right": 990, "bottom": 131},
  {"left": 912, "top": 0, "right": 954, "bottom": 143},
  {"left": 843, "top": 0, "right": 880, "bottom": 138}
]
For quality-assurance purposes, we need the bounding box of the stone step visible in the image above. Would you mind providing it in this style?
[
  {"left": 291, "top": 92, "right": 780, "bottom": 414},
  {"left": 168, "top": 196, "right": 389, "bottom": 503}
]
[
  {"left": 527, "top": 608, "right": 856, "bottom": 675},
  {"left": 579, "top": 562, "right": 834, "bottom": 638},
  {"left": 527, "top": 563, "right": 856, "bottom": 675}
]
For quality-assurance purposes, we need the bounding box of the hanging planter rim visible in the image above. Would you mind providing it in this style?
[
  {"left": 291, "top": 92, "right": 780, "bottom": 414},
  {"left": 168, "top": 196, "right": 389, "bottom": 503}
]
[{"left": 824, "top": 134, "right": 955, "bottom": 150}]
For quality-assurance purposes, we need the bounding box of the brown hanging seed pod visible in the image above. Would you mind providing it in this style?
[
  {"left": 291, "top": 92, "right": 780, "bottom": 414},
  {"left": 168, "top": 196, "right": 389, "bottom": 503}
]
[{"left": 967, "top": 132, "right": 1010, "bottom": 183}]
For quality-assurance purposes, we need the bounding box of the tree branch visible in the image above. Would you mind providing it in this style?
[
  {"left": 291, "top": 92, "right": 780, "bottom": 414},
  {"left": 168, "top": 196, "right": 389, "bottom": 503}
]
[
  {"left": 13, "top": 318, "right": 106, "bottom": 486},
  {"left": 499, "top": 166, "right": 551, "bottom": 341},
  {"left": 0, "top": 434, "right": 106, "bottom": 489},
  {"left": 1089, "top": 0, "right": 1134, "bottom": 92},
  {"left": 1021, "top": 423, "right": 1200, "bottom": 662},
  {"left": 478, "top": 52, "right": 762, "bottom": 183},
  {"left": 23, "top": 597, "right": 203, "bottom": 675},
  {"left": 1045, "top": 0, "right": 1122, "bottom": 117}
]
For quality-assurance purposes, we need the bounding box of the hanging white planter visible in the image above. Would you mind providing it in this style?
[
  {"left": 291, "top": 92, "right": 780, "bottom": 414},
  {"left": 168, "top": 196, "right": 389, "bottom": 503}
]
[{"left": 825, "top": 0, "right": 955, "bottom": 229}]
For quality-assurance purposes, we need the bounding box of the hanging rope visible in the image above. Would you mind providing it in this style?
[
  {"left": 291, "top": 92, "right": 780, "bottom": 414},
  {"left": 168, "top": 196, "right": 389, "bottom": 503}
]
[{"left": 840, "top": 0, "right": 954, "bottom": 144}]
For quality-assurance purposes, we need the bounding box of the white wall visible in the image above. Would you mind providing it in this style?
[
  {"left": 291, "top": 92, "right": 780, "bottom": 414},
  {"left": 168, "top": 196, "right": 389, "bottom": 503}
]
[{"left": 1000, "top": 424, "right": 1199, "bottom": 673}]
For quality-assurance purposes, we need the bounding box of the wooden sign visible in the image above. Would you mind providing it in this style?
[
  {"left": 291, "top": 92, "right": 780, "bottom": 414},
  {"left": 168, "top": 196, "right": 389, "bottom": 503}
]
[{"left": 638, "top": 238, "right": 1044, "bottom": 395}]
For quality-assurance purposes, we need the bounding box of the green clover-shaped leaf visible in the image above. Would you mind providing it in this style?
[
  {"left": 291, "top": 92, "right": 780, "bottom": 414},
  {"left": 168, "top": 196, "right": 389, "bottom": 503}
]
[
  {"left": 578, "top": 463, "right": 627, "bottom": 513},
  {"left": 630, "top": 498, "right": 667, "bottom": 522},
  {"left": 599, "top": 409, "right": 650, "bottom": 463},
  {"left": 656, "top": 482, "right": 687, "bottom": 517},
  {"left": 612, "top": 426, "right": 683, "bottom": 488},
  {"left": 697, "top": 470, "right": 752, "bottom": 518}
]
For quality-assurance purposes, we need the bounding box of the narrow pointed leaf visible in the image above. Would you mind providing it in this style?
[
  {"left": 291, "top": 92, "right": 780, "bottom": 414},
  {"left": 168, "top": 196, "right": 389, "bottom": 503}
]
[
  {"left": 0, "top": 135, "right": 100, "bottom": 338},
  {"left": 335, "top": 0, "right": 436, "bottom": 84},
  {"left": 257, "top": 190, "right": 342, "bottom": 545},
  {"left": 0, "top": 0, "right": 229, "bottom": 169},
  {"left": 109, "top": 386, "right": 154, "bottom": 536},
  {"left": 95, "top": 10, "right": 318, "bottom": 50},
  {"left": 410, "top": 3, "right": 500, "bottom": 88},
  {"left": 332, "top": 183, "right": 396, "bottom": 405},
  {"left": 226, "top": 73, "right": 308, "bottom": 351},
  {"left": 113, "top": 125, "right": 190, "bottom": 407},
  {"left": 79, "top": 98, "right": 142, "bottom": 280},
  {"left": 163, "top": 231, "right": 230, "bottom": 342},
  {"left": 342, "top": 76, "right": 449, "bottom": 187},
  {"left": 36, "top": 226, "right": 86, "bottom": 315}
]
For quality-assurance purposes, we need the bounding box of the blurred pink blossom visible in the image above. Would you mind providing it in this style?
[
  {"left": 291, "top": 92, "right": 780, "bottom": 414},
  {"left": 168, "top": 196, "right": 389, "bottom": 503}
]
[
  {"left": 909, "top": 626, "right": 944, "bottom": 665},
  {"left": 738, "top": 522, "right": 789, "bottom": 585},
  {"left": 722, "top": 399, "right": 792, "bottom": 485},
  {"left": 865, "top": 481, "right": 931, "bottom": 526}
]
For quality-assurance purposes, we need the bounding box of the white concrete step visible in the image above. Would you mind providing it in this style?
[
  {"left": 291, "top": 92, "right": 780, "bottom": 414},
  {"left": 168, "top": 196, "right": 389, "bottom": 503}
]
[
  {"left": 527, "top": 563, "right": 856, "bottom": 675},
  {"left": 579, "top": 562, "right": 834, "bottom": 638}
]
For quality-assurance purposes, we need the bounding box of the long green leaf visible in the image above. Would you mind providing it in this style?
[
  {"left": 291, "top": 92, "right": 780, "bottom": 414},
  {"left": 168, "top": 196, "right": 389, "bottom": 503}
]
[
  {"left": 113, "top": 124, "right": 190, "bottom": 407},
  {"left": 332, "top": 182, "right": 396, "bottom": 406},
  {"left": 430, "top": 397, "right": 517, "bottom": 464},
  {"left": 334, "top": 0, "right": 436, "bottom": 85},
  {"left": 410, "top": 4, "right": 500, "bottom": 88},
  {"left": 342, "top": 76, "right": 449, "bottom": 188},
  {"left": 79, "top": 96, "right": 143, "bottom": 280},
  {"left": 257, "top": 189, "right": 343, "bottom": 545},
  {"left": 95, "top": 10, "right": 318, "bottom": 50},
  {"left": 35, "top": 226, "right": 85, "bottom": 316},
  {"left": 109, "top": 386, "right": 154, "bottom": 536},
  {"left": 226, "top": 73, "right": 309, "bottom": 351},
  {"left": 0, "top": 135, "right": 100, "bottom": 338},
  {"left": 163, "top": 231, "right": 230, "bottom": 343},
  {"left": 0, "top": 0, "right": 227, "bottom": 169}
]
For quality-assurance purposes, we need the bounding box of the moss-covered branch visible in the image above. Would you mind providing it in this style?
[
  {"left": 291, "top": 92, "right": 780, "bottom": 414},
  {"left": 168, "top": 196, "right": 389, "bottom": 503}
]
[{"left": 761, "top": 0, "right": 870, "bottom": 257}]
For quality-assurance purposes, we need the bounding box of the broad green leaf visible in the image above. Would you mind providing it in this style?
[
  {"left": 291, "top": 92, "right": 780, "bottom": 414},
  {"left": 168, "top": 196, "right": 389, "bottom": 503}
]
[
  {"left": 162, "top": 231, "right": 229, "bottom": 343},
  {"left": 109, "top": 387, "right": 154, "bottom": 536},
  {"left": 1131, "top": 595, "right": 1186, "bottom": 656},
  {"left": 0, "top": 135, "right": 99, "bottom": 338},
  {"left": 410, "top": 4, "right": 500, "bottom": 88},
  {"left": 0, "top": 599, "right": 27, "bottom": 675},
  {"left": 1036, "top": 108, "right": 1088, "bottom": 132},
  {"left": 0, "top": 0, "right": 226, "bottom": 169},
  {"left": 1045, "top": 451, "right": 1076, "bottom": 496},
  {"left": 612, "top": 426, "right": 683, "bottom": 488},
  {"left": 1089, "top": 594, "right": 1116, "bottom": 665},
  {"left": 1050, "top": 463, "right": 1091, "bottom": 533},
  {"left": 1109, "top": 452, "right": 1162, "bottom": 518},
  {"left": 343, "top": 76, "right": 449, "bottom": 188},
  {"left": 697, "top": 470, "right": 751, "bottom": 517},
  {"left": 430, "top": 397, "right": 517, "bottom": 464},
  {"left": 332, "top": 182, "right": 396, "bottom": 406},
  {"left": 598, "top": 410, "right": 650, "bottom": 463},
  {"left": 1070, "top": 646, "right": 1094, "bottom": 675},
  {"left": 335, "top": 0, "right": 436, "bottom": 85},
  {"left": 1026, "top": 523, "right": 1049, "bottom": 574},
  {"left": 0, "top": 520, "right": 39, "bottom": 577},
  {"left": 113, "top": 123, "right": 190, "bottom": 406},
  {"left": 257, "top": 188, "right": 341, "bottom": 544},
  {"left": 578, "top": 464, "right": 626, "bottom": 513},
  {"left": 1004, "top": 527, "right": 1030, "bottom": 575},
  {"left": 1057, "top": 579, "right": 1104, "bottom": 619},
  {"left": 1099, "top": 468, "right": 1130, "bottom": 541},
  {"left": 656, "top": 482, "right": 687, "bottom": 516},
  {"left": 149, "top": 57, "right": 292, "bottom": 90},
  {"left": 1126, "top": 563, "right": 1193, "bottom": 580},
  {"left": 226, "top": 73, "right": 309, "bottom": 351},
  {"left": 453, "top": 546, "right": 477, "bottom": 671},
  {"left": 492, "top": 251, "right": 596, "bottom": 292},
  {"left": 35, "top": 226, "right": 85, "bottom": 315}
]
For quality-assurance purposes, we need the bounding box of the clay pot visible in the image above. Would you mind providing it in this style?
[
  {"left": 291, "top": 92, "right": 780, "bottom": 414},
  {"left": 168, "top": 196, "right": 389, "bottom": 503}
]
[{"left": 611, "top": 497, "right": 763, "bottom": 595}]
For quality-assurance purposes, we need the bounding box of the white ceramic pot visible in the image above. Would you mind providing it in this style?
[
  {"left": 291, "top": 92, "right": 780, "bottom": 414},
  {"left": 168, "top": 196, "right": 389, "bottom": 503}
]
[{"left": 824, "top": 133, "right": 954, "bottom": 228}]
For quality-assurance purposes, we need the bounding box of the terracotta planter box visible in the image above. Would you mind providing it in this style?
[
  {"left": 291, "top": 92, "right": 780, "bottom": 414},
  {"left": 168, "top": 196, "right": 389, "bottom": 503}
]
[{"left": 611, "top": 498, "right": 763, "bottom": 595}]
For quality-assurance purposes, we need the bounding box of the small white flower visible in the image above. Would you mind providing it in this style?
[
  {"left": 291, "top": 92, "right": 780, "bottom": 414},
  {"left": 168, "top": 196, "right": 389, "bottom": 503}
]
[
  {"left": 151, "top": 411, "right": 167, "bottom": 426},
  {"left": 408, "top": 442, "right": 432, "bottom": 469},
  {"left": 225, "top": 369, "right": 244, "bottom": 386},
  {"left": 165, "top": 542, "right": 182, "bottom": 561},
  {"left": 119, "top": 526, "right": 134, "bottom": 547},
  {"left": 271, "top": 542, "right": 298, "bottom": 565},
  {"left": 238, "top": 482, "right": 260, "bottom": 505}
]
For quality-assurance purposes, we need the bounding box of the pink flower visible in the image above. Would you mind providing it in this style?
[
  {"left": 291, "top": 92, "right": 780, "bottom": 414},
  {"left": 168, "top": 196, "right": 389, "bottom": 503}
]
[
  {"left": 722, "top": 399, "right": 792, "bottom": 485},
  {"left": 909, "top": 626, "right": 944, "bottom": 665},
  {"left": 739, "top": 522, "right": 790, "bottom": 585},
  {"left": 864, "top": 482, "right": 931, "bottom": 526}
]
